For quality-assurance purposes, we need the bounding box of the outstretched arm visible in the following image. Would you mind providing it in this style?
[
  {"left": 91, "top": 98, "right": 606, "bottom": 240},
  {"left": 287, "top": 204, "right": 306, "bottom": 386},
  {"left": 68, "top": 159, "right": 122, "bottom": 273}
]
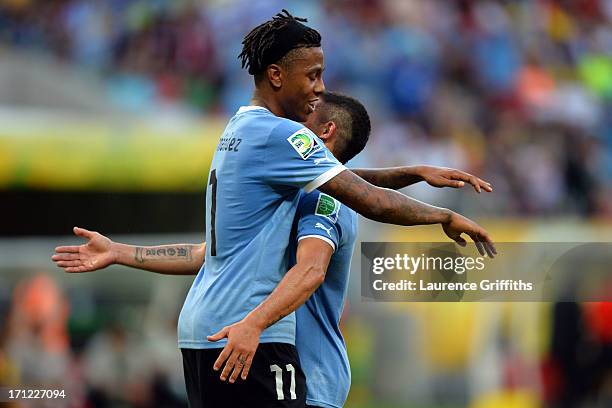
[
  {"left": 207, "top": 237, "right": 333, "bottom": 383},
  {"left": 52, "top": 227, "right": 204, "bottom": 275},
  {"left": 318, "top": 170, "right": 496, "bottom": 257},
  {"left": 352, "top": 165, "right": 493, "bottom": 192}
]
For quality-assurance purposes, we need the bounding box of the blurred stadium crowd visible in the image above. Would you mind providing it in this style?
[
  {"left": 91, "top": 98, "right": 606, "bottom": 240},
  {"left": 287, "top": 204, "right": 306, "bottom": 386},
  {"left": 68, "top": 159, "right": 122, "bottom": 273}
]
[
  {"left": 1, "top": 1, "right": 612, "bottom": 407},
  {"left": 0, "top": 272, "right": 189, "bottom": 407},
  {"left": 1, "top": 0, "right": 611, "bottom": 216}
]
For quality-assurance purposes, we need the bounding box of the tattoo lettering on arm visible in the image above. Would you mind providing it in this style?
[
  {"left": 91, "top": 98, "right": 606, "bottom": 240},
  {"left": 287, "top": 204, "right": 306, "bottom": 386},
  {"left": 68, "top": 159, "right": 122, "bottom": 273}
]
[
  {"left": 133, "top": 245, "right": 195, "bottom": 264},
  {"left": 135, "top": 247, "right": 144, "bottom": 264}
]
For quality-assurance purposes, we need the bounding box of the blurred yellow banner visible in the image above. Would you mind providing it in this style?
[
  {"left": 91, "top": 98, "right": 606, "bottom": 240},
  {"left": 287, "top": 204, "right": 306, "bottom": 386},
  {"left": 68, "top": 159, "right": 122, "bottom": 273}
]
[{"left": 0, "top": 114, "right": 224, "bottom": 191}]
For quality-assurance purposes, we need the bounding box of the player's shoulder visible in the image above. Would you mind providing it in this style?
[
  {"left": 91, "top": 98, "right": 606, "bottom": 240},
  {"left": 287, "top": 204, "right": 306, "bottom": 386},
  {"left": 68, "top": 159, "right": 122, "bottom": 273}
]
[
  {"left": 233, "top": 106, "right": 315, "bottom": 143},
  {"left": 270, "top": 123, "right": 324, "bottom": 167},
  {"left": 228, "top": 106, "right": 273, "bottom": 127},
  {"left": 233, "top": 106, "right": 300, "bottom": 131},
  {"left": 269, "top": 117, "right": 315, "bottom": 141}
]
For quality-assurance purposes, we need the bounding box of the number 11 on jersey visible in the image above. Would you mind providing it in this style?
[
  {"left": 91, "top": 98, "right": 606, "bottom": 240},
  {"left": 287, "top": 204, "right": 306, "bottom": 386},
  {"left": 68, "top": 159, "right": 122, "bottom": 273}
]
[{"left": 270, "top": 364, "right": 297, "bottom": 400}]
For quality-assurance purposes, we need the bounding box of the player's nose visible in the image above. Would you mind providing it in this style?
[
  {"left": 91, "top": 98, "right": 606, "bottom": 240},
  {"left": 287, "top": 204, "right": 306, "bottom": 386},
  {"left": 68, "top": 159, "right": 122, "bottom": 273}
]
[{"left": 314, "top": 77, "right": 325, "bottom": 95}]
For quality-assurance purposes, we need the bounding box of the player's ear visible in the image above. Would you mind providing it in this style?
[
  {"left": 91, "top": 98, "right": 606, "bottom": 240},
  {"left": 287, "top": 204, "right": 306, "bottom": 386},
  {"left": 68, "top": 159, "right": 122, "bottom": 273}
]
[
  {"left": 319, "top": 121, "right": 336, "bottom": 141},
  {"left": 266, "top": 64, "right": 283, "bottom": 89}
]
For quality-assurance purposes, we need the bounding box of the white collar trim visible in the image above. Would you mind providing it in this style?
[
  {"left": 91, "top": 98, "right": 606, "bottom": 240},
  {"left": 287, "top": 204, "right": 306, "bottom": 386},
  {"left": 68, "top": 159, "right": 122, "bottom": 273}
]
[{"left": 237, "top": 105, "right": 270, "bottom": 114}]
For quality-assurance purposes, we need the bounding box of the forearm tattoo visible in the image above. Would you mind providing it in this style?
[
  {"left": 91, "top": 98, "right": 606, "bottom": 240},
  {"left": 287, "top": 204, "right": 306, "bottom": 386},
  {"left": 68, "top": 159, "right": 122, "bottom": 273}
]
[
  {"left": 321, "top": 170, "right": 449, "bottom": 226},
  {"left": 352, "top": 167, "right": 422, "bottom": 190},
  {"left": 135, "top": 245, "right": 194, "bottom": 263}
]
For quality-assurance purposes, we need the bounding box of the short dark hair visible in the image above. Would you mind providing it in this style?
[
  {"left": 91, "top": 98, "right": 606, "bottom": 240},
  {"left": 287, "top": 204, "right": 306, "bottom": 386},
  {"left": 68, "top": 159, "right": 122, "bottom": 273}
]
[
  {"left": 238, "top": 10, "right": 321, "bottom": 78},
  {"left": 318, "top": 92, "right": 371, "bottom": 164}
]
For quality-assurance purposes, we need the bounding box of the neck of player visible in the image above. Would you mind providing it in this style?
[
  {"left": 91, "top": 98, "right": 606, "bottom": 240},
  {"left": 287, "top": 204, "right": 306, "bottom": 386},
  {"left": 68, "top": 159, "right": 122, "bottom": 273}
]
[{"left": 250, "top": 90, "right": 285, "bottom": 118}]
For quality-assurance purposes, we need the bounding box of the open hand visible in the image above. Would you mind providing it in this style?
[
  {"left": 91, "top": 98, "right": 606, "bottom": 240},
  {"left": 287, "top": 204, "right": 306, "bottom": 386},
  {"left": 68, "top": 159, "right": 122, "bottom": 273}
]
[
  {"left": 442, "top": 212, "right": 496, "bottom": 257},
  {"left": 420, "top": 166, "right": 492, "bottom": 193},
  {"left": 207, "top": 318, "right": 263, "bottom": 383},
  {"left": 52, "top": 227, "right": 116, "bottom": 272}
]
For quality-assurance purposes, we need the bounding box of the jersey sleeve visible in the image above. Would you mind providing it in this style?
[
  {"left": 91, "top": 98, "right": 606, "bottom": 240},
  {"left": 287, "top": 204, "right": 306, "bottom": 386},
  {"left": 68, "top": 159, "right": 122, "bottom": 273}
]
[
  {"left": 262, "top": 121, "right": 346, "bottom": 193},
  {"left": 296, "top": 191, "right": 342, "bottom": 252}
]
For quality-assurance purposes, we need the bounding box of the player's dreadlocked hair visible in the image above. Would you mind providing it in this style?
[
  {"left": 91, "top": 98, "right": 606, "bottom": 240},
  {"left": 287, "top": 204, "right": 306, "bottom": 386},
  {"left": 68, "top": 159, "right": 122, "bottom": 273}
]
[{"left": 238, "top": 9, "right": 321, "bottom": 76}]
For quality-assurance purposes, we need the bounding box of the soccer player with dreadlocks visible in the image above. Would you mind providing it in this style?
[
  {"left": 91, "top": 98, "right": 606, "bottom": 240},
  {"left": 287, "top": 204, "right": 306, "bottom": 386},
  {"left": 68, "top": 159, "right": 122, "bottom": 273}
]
[
  {"left": 177, "top": 9, "right": 495, "bottom": 407},
  {"left": 54, "top": 94, "right": 493, "bottom": 408},
  {"left": 54, "top": 10, "right": 495, "bottom": 408}
]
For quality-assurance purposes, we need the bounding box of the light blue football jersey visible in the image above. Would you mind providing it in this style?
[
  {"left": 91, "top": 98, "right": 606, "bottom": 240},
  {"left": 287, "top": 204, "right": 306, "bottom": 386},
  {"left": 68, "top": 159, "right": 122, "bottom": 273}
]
[
  {"left": 292, "top": 190, "right": 358, "bottom": 408},
  {"left": 178, "top": 106, "right": 346, "bottom": 349}
]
